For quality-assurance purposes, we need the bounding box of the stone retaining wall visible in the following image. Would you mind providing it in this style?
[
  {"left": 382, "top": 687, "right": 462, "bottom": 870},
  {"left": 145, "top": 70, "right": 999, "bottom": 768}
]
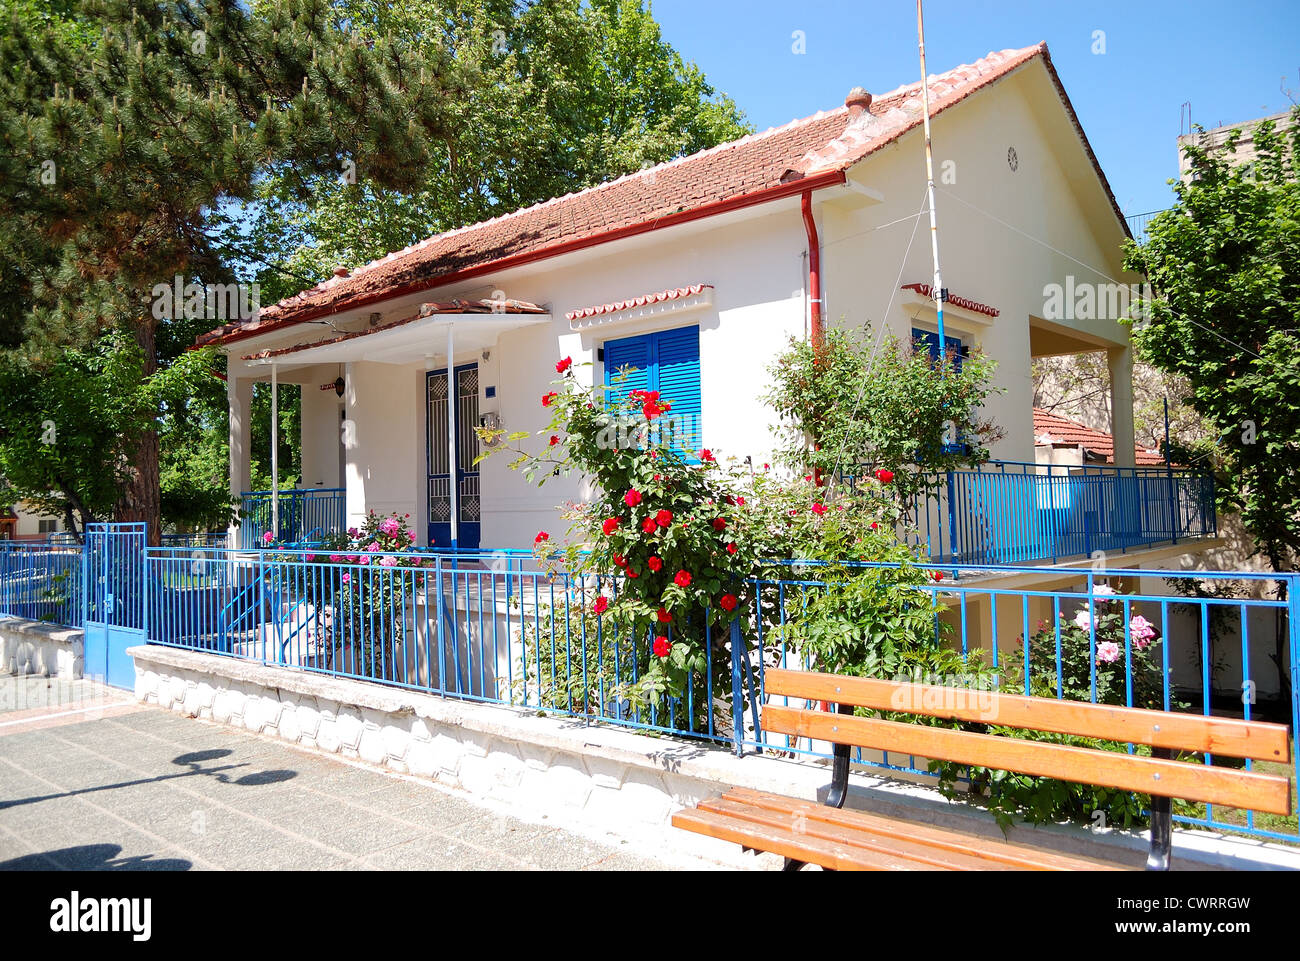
[{"left": 0, "top": 618, "right": 84, "bottom": 679}]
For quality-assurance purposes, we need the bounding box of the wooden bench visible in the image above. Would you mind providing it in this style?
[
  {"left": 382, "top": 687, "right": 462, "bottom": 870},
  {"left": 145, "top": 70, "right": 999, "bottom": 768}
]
[{"left": 673, "top": 668, "right": 1292, "bottom": 870}]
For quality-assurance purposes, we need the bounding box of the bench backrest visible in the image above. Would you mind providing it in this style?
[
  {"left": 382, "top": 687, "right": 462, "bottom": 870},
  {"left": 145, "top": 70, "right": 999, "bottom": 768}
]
[{"left": 762, "top": 668, "right": 1293, "bottom": 816}]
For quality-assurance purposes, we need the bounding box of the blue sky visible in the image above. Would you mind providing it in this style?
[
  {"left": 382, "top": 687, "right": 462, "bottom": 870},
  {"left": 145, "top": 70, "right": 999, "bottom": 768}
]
[{"left": 650, "top": 0, "right": 1300, "bottom": 218}]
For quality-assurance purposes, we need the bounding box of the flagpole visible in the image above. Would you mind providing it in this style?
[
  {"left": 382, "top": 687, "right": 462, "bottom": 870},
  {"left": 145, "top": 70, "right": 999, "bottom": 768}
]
[{"left": 916, "top": 0, "right": 948, "bottom": 356}]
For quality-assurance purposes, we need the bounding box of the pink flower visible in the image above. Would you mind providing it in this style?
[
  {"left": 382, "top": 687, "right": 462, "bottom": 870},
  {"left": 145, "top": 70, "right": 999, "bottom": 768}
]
[
  {"left": 329, "top": 554, "right": 342, "bottom": 563},
  {"left": 811, "top": 503, "right": 827, "bottom": 516},
  {"left": 1073, "top": 609, "right": 1093, "bottom": 632},
  {"left": 262, "top": 531, "right": 274, "bottom": 544},
  {"left": 347, "top": 527, "right": 359, "bottom": 537},
  {"left": 379, "top": 555, "right": 398, "bottom": 567},
  {"left": 1130, "top": 615, "right": 1156, "bottom": 648},
  {"left": 341, "top": 572, "right": 351, "bottom": 584},
  {"left": 304, "top": 554, "right": 315, "bottom": 562},
  {"left": 365, "top": 541, "right": 380, "bottom": 552},
  {"left": 380, "top": 517, "right": 401, "bottom": 536},
  {"left": 1096, "top": 641, "right": 1121, "bottom": 664},
  {"left": 1092, "top": 584, "right": 1116, "bottom": 597}
]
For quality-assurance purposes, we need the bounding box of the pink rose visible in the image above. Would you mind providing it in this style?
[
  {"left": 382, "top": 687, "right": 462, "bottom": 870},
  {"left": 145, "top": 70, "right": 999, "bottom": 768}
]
[
  {"left": 379, "top": 555, "right": 398, "bottom": 567},
  {"left": 1073, "top": 609, "right": 1093, "bottom": 632},
  {"left": 1096, "top": 641, "right": 1120, "bottom": 664}
]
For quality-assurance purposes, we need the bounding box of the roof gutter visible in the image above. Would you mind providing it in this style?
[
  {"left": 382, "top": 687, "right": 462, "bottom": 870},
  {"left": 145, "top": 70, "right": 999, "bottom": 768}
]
[{"left": 207, "top": 168, "right": 848, "bottom": 349}]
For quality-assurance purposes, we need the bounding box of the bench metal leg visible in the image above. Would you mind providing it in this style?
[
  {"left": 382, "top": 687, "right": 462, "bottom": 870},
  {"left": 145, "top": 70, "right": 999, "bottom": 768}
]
[
  {"left": 782, "top": 857, "right": 807, "bottom": 871},
  {"left": 826, "top": 702, "right": 854, "bottom": 809},
  {"left": 1146, "top": 747, "right": 1172, "bottom": 871},
  {"left": 1146, "top": 794, "right": 1172, "bottom": 871}
]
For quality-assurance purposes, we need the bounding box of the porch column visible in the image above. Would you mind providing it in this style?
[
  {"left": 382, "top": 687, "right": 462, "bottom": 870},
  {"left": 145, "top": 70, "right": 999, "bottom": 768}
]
[
  {"left": 228, "top": 373, "right": 253, "bottom": 539},
  {"left": 447, "top": 322, "right": 458, "bottom": 548},
  {"left": 1108, "top": 346, "right": 1136, "bottom": 468},
  {"left": 271, "top": 362, "right": 280, "bottom": 536}
]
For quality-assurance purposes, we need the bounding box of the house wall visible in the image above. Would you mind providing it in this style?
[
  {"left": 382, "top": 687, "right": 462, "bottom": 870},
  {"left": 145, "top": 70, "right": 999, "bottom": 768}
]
[
  {"left": 248, "top": 60, "right": 1138, "bottom": 553},
  {"left": 300, "top": 376, "right": 344, "bottom": 491}
]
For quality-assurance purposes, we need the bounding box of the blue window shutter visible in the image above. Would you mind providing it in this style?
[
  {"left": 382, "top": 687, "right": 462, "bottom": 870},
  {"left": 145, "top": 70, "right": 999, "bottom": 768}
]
[
  {"left": 603, "top": 325, "right": 702, "bottom": 456},
  {"left": 603, "top": 334, "right": 653, "bottom": 405},
  {"left": 911, "top": 327, "right": 968, "bottom": 454},
  {"left": 653, "top": 326, "right": 702, "bottom": 453}
]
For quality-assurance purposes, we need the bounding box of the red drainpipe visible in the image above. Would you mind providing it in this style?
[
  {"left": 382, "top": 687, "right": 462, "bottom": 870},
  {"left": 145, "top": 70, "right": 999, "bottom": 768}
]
[
  {"left": 801, "top": 190, "right": 823, "bottom": 349},
  {"left": 801, "top": 189, "right": 826, "bottom": 490}
]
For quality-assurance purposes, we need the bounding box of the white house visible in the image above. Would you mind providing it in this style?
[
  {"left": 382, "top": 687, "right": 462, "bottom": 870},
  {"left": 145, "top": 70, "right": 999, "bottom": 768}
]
[{"left": 201, "top": 43, "right": 1216, "bottom": 568}]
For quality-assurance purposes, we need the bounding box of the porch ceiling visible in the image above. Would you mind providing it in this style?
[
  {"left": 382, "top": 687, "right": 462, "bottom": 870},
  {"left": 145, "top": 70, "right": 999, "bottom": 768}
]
[{"left": 241, "top": 311, "right": 550, "bottom": 369}]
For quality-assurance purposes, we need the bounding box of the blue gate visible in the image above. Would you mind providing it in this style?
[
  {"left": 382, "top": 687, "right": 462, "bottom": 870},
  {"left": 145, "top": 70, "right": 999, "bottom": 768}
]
[{"left": 83, "top": 523, "right": 147, "bottom": 689}]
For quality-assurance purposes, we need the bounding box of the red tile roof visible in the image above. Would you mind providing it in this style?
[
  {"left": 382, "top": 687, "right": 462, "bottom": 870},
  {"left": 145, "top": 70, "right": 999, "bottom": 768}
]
[
  {"left": 900, "top": 283, "right": 999, "bottom": 317},
  {"left": 1033, "top": 407, "right": 1167, "bottom": 466},
  {"left": 201, "top": 41, "right": 1124, "bottom": 348},
  {"left": 565, "top": 284, "right": 713, "bottom": 323}
]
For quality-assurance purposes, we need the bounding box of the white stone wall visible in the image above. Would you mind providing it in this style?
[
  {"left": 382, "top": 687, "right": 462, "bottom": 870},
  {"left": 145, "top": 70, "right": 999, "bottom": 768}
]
[{"left": 0, "top": 618, "right": 84, "bottom": 678}]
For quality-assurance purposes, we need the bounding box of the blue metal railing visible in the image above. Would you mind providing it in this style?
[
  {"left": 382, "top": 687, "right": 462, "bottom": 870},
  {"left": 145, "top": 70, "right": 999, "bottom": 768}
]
[
  {"left": 238, "top": 488, "right": 344, "bottom": 548},
  {"left": 0, "top": 540, "right": 84, "bottom": 627},
  {"left": 843, "top": 461, "right": 1216, "bottom": 564},
  {"left": 136, "top": 543, "right": 1298, "bottom": 844}
]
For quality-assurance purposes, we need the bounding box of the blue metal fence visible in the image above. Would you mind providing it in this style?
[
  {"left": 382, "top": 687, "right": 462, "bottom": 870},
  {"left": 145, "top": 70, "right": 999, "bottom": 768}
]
[
  {"left": 845, "top": 461, "right": 1217, "bottom": 564},
  {"left": 238, "top": 488, "right": 345, "bottom": 548},
  {"left": 0, "top": 540, "right": 83, "bottom": 627}
]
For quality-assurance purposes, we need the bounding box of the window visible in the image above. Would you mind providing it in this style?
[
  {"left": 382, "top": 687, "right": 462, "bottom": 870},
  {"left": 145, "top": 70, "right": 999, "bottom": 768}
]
[
  {"left": 603, "top": 325, "right": 702, "bottom": 455},
  {"left": 912, "top": 327, "right": 972, "bottom": 455},
  {"left": 38, "top": 519, "right": 59, "bottom": 534}
]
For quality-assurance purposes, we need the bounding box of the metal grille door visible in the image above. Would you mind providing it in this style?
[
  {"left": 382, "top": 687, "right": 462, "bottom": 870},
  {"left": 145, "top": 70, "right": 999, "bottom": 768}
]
[{"left": 84, "top": 522, "right": 147, "bottom": 689}]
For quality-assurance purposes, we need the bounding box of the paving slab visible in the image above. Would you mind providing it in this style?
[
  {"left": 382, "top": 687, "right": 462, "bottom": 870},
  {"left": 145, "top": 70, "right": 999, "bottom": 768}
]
[{"left": 0, "top": 674, "right": 728, "bottom": 871}]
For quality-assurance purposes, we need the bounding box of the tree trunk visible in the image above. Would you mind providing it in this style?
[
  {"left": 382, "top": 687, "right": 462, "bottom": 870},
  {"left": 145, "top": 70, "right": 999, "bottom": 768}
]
[{"left": 115, "top": 315, "right": 162, "bottom": 547}]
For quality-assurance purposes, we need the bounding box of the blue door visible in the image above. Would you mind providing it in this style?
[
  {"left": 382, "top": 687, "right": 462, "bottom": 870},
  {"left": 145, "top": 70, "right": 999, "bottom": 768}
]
[
  {"left": 604, "top": 325, "right": 702, "bottom": 456},
  {"left": 427, "top": 364, "right": 481, "bottom": 549},
  {"left": 84, "top": 523, "right": 148, "bottom": 690}
]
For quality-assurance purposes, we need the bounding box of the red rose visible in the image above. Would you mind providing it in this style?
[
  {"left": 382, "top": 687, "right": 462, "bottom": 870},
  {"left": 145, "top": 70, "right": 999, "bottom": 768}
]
[
  {"left": 627, "top": 568, "right": 639, "bottom": 579},
  {"left": 653, "top": 636, "right": 672, "bottom": 658},
  {"left": 870, "top": 522, "right": 879, "bottom": 530},
  {"left": 555, "top": 356, "right": 573, "bottom": 373},
  {"left": 534, "top": 531, "right": 549, "bottom": 544},
  {"left": 647, "top": 556, "right": 663, "bottom": 572},
  {"left": 602, "top": 517, "right": 619, "bottom": 536},
  {"left": 712, "top": 517, "right": 726, "bottom": 531},
  {"left": 542, "top": 392, "right": 558, "bottom": 407},
  {"left": 642, "top": 517, "right": 658, "bottom": 534},
  {"left": 624, "top": 489, "right": 642, "bottom": 508},
  {"left": 655, "top": 509, "right": 673, "bottom": 527},
  {"left": 932, "top": 571, "right": 945, "bottom": 582},
  {"left": 875, "top": 468, "right": 895, "bottom": 484},
  {"left": 700, "top": 449, "right": 715, "bottom": 462},
  {"left": 549, "top": 435, "right": 559, "bottom": 446},
  {"left": 674, "top": 570, "right": 692, "bottom": 587},
  {"left": 811, "top": 502, "right": 827, "bottom": 516},
  {"left": 726, "top": 543, "right": 737, "bottom": 555},
  {"left": 719, "top": 594, "right": 738, "bottom": 612},
  {"left": 613, "top": 553, "right": 626, "bottom": 567},
  {"left": 736, "top": 496, "right": 745, "bottom": 506},
  {"left": 592, "top": 596, "right": 609, "bottom": 614},
  {"left": 656, "top": 607, "right": 673, "bottom": 623}
]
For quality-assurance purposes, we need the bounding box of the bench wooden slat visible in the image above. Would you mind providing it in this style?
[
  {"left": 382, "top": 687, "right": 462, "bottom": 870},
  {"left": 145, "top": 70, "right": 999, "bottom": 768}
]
[
  {"left": 764, "top": 668, "right": 1291, "bottom": 761},
  {"left": 723, "top": 787, "right": 1125, "bottom": 871},
  {"left": 699, "top": 795, "right": 1030, "bottom": 870},
  {"left": 763, "top": 704, "right": 1293, "bottom": 815},
  {"left": 671, "top": 806, "right": 957, "bottom": 871}
]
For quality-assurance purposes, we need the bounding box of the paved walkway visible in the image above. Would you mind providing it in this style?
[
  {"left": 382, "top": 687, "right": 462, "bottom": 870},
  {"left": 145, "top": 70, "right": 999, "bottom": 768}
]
[{"left": 0, "top": 674, "right": 709, "bottom": 871}]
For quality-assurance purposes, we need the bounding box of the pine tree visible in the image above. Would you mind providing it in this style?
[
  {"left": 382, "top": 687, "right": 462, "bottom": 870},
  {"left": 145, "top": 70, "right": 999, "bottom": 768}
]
[{"left": 0, "top": 0, "right": 466, "bottom": 542}]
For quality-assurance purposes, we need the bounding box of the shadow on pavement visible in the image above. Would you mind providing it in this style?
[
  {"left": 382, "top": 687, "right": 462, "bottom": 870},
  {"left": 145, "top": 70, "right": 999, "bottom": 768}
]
[
  {"left": 0, "top": 843, "right": 192, "bottom": 871},
  {"left": 0, "top": 749, "right": 298, "bottom": 810}
]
